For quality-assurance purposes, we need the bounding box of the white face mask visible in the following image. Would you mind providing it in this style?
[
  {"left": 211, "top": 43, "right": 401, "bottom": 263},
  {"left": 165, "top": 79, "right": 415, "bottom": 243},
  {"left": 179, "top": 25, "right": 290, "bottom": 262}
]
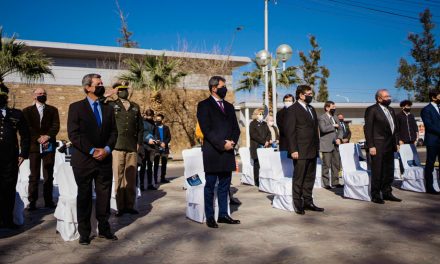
[
  {"left": 284, "top": 101, "right": 293, "bottom": 108},
  {"left": 257, "top": 115, "right": 264, "bottom": 121},
  {"left": 268, "top": 121, "right": 274, "bottom": 126}
]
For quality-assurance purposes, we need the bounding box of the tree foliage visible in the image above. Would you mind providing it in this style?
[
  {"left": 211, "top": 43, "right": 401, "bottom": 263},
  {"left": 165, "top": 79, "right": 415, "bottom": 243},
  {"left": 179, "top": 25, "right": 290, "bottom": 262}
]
[
  {"left": 115, "top": 0, "right": 138, "bottom": 48},
  {"left": 396, "top": 8, "right": 440, "bottom": 101}
]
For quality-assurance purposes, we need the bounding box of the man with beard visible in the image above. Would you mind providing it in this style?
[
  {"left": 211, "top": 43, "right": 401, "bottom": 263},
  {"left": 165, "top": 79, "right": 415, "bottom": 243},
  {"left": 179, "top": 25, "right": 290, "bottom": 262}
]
[{"left": 67, "top": 73, "right": 118, "bottom": 245}]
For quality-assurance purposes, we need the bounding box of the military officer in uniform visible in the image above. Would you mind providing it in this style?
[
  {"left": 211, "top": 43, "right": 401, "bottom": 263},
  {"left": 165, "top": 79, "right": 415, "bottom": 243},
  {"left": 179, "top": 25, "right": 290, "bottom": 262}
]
[
  {"left": 105, "top": 81, "right": 144, "bottom": 216},
  {"left": 0, "top": 86, "right": 30, "bottom": 229}
]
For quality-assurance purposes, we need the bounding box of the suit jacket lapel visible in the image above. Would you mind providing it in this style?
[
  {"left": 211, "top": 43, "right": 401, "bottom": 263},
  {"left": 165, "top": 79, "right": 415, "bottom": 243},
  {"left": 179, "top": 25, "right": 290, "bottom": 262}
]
[
  {"left": 83, "top": 99, "right": 100, "bottom": 129},
  {"left": 376, "top": 104, "right": 393, "bottom": 134},
  {"left": 296, "top": 102, "right": 314, "bottom": 123},
  {"left": 209, "top": 96, "right": 226, "bottom": 116},
  {"left": 32, "top": 104, "right": 41, "bottom": 128}
]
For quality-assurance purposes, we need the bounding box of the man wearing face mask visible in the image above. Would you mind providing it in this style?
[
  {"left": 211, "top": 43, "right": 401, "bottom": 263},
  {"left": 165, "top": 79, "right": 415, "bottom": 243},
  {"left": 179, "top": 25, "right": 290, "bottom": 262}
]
[
  {"left": 67, "top": 73, "right": 118, "bottom": 245},
  {"left": 421, "top": 89, "right": 440, "bottom": 195},
  {"left": 22, "top": 87, "right": 60, "bottom": 210},
  {"left": 396, "top": 100, "right": 418, "bottom": 145},
  {"left": 337, "top": 114, "right": 351, "bottom": 143},
  {"left": 197, "top": 76, "right": 241, "bottom": 228},
  {"left": 105, "top": 81, "right": 144, "bottom": 216},
  {"left": 319, "top": 101, "right": 343, "bottom": 189},
  {"left": 284, "top": 85, "right": 322, "bottom": 215},
  {"left": 250, "top": 109, "right": 271, "bottom": 187},
  {"left": 139, "top": 109, "right": 157, "bottom": 190},
  {"left": 0, "top": 86, "right": 30, "bottom": 229},
  {"left": 153, "top": 114, "right": 171, "bottom": 185},
  {"left": 364, "top": 89, "right": 401, "bottom": 204},
  {"left": 276, "top": 94, "right": 294, "bottom": 151}
]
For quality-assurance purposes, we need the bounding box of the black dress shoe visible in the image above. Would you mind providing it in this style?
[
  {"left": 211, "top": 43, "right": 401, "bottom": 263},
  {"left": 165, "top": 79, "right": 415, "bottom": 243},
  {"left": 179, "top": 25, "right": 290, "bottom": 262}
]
[
  {"left": 372, "top": 197, "right": 385, "bottom": 204},
  {"left": 4, "top": 222, "right": 21, "bottom": 230},
  {"left": 126, "top": 208, "right": 139, "bottom": 215},
  {"left": 335, "top": 184, "right": 344, "bottom": 188},
  {"left": 426, "top": 189, "right": 440, "bottom": 195},
  {"left": 304, "top": 203, "right": 325, "bottom": 212},
  {"left": 294, "top": 207, "right": 305, "bottom": 215},
  {"left": 45, "top": 202, "right": 56, "bottom": 209},
  {"left": 229, "top": 198, "right": 242, "bottom": 205},
  {"left": 99, "top": 232, "right": 118, "bottom": 241},
  {"left": 79, "top": 236, "right": 91, "bottom": 245},
  {"left": 147, "top": 185, "right": 158, "bottom": 190},
  {"left": 116, "top": 209, "right": 125, "bottom": 217},
  {"left": 160, "top": 178, "right": 170, "bottom": 184},
  {"left": 217, "top": 215, "right": 240, "bottom": 224},
  {"left": 28, "top": 203, "right": 37, "bottom": 211},
  {"left": 206, "top": 218, "right": 218, "bottom": 228},
  {"left": 323, "top": 186, "right": 333, "bottom": 190},
  {"left": 383, "top": 194, "right": 402, "bottom": 202},
  {"left": 140, "top": 186, "right": 146, "bottom": 191}
]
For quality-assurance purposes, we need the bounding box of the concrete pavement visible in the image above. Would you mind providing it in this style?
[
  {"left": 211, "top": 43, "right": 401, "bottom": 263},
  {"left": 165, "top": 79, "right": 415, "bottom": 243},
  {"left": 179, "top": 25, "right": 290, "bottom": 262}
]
[{"left": 0, "top": 163, "right": 439, "bottom": 264}]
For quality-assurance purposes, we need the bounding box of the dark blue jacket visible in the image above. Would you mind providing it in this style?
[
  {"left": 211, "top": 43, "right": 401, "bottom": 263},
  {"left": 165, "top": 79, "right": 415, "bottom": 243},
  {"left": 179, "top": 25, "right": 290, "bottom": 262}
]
[
  {"left": 197, "top": 96, "right": 240, "bottom": 173},
  {"left": 421, "top": 103, "right": 440, "bottom": 147}
]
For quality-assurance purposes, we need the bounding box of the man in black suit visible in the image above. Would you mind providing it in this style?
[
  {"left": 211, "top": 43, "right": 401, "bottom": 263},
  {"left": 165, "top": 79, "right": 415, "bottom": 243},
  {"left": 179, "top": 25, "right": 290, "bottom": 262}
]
[
  {"left": 337, "top": 113, "right": 351, "bottom": 143},
  {"left": 153, "top": 113, "right": 171, "bottom": 184},
  {"left": 23, "top": 87, "right": 60, "bottom": 210},
  {"left": 284, "top": 85, "right": 323, "bottom": 215},
  {"left": 196, "top": 76, "right": 240, "bottom": 228},
  {"left": 364, "top": 89, "right": 401, "bottom": 204},
  {"left": 421, "top": 89, "right": 440, "bottom": 194},
  {"left": 67, "top": 73, "right": 118, "bottom": 245},
  {"left": 276, "top": 94, "right": 294, "bottom": 151},
  {"left": 0, "top": 87, "right": 30, "bottom": 229}
]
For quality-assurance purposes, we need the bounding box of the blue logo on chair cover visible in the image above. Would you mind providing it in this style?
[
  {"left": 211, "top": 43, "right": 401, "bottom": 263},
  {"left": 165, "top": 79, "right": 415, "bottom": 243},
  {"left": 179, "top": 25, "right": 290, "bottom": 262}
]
[{"left": 187, "top": 174, "right": 202, "bottom": 186}]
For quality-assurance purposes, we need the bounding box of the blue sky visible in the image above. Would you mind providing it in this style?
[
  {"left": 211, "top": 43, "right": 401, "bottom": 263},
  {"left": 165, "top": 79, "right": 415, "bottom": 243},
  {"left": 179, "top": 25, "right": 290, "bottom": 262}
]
[{"left": 1, "top": 0, "right": 439, "bottom": 103}]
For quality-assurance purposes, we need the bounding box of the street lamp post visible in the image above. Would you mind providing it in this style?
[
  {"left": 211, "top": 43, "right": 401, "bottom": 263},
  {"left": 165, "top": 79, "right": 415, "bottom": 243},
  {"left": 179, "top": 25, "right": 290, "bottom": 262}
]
[{"left": 255, "top": 44, "right": 292, "bottom": 125}]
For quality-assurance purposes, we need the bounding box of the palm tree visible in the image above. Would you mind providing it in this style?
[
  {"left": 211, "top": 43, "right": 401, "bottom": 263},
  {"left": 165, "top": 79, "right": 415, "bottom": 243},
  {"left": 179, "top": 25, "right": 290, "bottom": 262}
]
[
  {"left": 119, "top": 54, "right": 187, "bottom": 113},
  {"left": 237, "top": 59, "right": 300, "bottom": 112},
  {"left": 0, "top": 27, "right": 53, "bottom": 93}
]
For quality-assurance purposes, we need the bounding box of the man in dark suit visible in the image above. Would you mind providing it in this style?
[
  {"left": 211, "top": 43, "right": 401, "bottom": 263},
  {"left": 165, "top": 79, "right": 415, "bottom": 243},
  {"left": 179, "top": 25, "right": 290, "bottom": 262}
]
[
  {"left": 420, "top": 89, "right": 440, "bottom": 194},
  {"left": 276, "top": 94, "right": 294, "bottom": 151},
  {"left": 153, "top": 113, "right": 171, "bottom": 184},
  {"left": 364, "top": 89, "right": 401, "bottom": 204},
  {"left": 396, "top": 100, "right": 419, "bottom": 145},
  {"left": 0, "top": 87, "right": 30, "bottom": 229},
  {"left": 67, "top": 73, "right": 118, "bottom": 245},
  {"left": 197, "top": 76, "right": 240, "bottom": 228},
  {"left": 284, "top": 85, "right": 323, "bottom": 215},
  {"left": 23, "top": 87, "right": 60, "bottom": 210},
  {"left": 337, "top": 113, "right": 351, "bottom": 143}
]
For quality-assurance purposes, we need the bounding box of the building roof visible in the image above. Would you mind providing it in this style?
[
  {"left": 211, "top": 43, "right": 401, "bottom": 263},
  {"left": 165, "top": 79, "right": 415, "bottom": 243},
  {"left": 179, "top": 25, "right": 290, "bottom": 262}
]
[{"left": 20, "top": 40, "right": 252, "bottom": 68}]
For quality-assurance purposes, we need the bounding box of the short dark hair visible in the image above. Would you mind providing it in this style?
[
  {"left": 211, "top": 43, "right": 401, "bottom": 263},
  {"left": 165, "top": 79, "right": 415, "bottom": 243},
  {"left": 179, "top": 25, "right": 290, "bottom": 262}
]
[
  {"left": 144, "top": 109, "right": 155, "bottom": 117},
  {"left": 283, "top": 94, "right": 294, "bottom": 102},
  {"left": 399, "top": 100, "right": 412, "bottom": 107},
  {"left": 156, "top": 113, "right": 164, "bottom": 120},
  {"left": 324, "top": 101, "right": 335, "bottom": 110},
  {"left": 428, "top": 89, "right": 440, "bottom": 102},
  {"left": 208, "top": 76, "right": 226, "bottom": 92},
  {"left": 295, "top": 85, "right": 312, "bottom": 100}
]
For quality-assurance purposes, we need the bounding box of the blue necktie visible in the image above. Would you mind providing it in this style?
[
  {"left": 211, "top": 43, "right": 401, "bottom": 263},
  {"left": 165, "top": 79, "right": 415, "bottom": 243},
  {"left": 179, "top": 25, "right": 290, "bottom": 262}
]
[{"left": 93, "top": 101, "right": 102, "bottom": 128}]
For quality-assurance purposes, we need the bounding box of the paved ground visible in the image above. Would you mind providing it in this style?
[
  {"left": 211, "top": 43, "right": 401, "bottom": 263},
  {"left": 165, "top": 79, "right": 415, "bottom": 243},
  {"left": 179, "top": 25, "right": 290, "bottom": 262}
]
[{"left": 1, "top": 162, "right": 439, "bottom": 264}]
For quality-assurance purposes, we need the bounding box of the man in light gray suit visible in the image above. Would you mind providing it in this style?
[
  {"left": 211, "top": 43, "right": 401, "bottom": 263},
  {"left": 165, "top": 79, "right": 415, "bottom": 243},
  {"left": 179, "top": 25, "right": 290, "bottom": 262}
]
[{"left": 319, "top": 101, "right": 344, "bottom": 189}]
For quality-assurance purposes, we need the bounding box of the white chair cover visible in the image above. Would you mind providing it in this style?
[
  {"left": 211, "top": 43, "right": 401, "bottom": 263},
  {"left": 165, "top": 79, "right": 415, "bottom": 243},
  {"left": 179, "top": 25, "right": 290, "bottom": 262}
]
[
  {"left": 314, "top": 157, "right": 323, "bottom": 189},
  {"left": 399, "top": 144, "right": 425, "bottom": 193},
  {"left": 339, "top": 143, "right": 371, "bottom": 201},
  {"left": 394, "top": 153, "right": 402, "bottom": 180},
  {"left": 182, "top": 148, "right": 229, "bottom": 223},
  {"left": 239, "top": 147, "right": 254, "bottom": 185},
  {"left": 257, "top": 148, "right": 277, "bottom": 193},
  {"left": 54, "top": 162, "right": 98, "bottom": 241}
]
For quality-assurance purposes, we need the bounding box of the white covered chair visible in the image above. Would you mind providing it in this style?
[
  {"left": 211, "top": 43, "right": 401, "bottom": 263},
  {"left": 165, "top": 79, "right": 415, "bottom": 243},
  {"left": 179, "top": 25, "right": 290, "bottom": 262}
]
[
  {"left": 314, "top": 157, "right": 323, "bottom": 189},
  {"left": 394, "top": 152, "right": 402, "bottom": 180},
  {"left": 182, "top": 148, "right": 229, "bottom": 223},
  {"left": 355, "top": 144, "right": 369, "bottom": 171},
  {"left": 54, "top": 162, "right": 98, "bottom": 241},
  {"left": 339, "top": 143, "right": 371, "bottom": 201},
  {"left": 239, "top": 147, "right": 254, "bottom": 185},
  {"left": 257, "top": 148, "right": 277, "bottom": 193},
  {"left": 399, "top": 144, "right": 426, "bottom": 193}
]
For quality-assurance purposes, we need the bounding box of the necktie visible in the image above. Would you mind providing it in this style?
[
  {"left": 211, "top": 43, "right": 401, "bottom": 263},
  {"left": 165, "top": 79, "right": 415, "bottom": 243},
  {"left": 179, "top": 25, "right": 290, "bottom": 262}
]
[
  {"left": 93, "top": 101, "right": 102, "bottom": 128},
  {"left": 307, "top": 106, "right": 314, "bottom": 119},
  {"left": 340, "top": 122, "right": 346, "bottom": 133},
  {"left": 383, "top": 107, "right": 394, "bottom": 133},
  {"left": 218, "top": 100, "right": 225, "bottom": 113},
  {"left": 38, "top": 105, "right": 44, "bottom": 123}
]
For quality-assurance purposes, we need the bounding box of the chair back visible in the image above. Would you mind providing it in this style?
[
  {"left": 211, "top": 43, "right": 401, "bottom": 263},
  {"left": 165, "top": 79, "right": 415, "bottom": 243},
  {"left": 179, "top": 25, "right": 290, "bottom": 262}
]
[
  {"left": 56, "top": 163, "right": 77, "bottom": 198},
  {"left": 399, "top": 144, "right": 421, "bottom": 169},
  {"left": 257, "top": 148, "right": 275, "bottom": 172},
  {"left": 339, "top": 143, "right": 363, "bottom": 173},
  {"left": 182, "top": 148, "right": 204, "bottom": 179}
]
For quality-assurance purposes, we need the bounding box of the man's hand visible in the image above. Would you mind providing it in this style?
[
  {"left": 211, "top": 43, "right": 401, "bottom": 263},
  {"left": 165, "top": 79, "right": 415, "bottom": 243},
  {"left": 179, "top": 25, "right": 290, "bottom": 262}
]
[
  {"left": 335, "top": 139, "right": 342, "bottom": 145},
  {"left": 93, "top": 148, "right": 108, "bottom": 161},
  {"left": 148, "top": 139, "right": 155, "bottom": 145},
  {"left": 369, "top": 147, "right": 377, "bottom": 156},
  {"left": 160, "top": 142, "right": 166, "bottom": 149},
  {"left": 333, "top": 123, "right": 339, "bottom": 128},
  {"left": 104, "top": 88, "right": 118, "bottom": 97},
  {"left": 291, "top": 152, "right": 299, "bottom": 159},
  {"left": 342, "top": 138, "right": 349, "bottom": 143},
  {"left": 18, "top": 157, "right": 24, "bottom": 167},
  {"left": 264, "top": 141, "right": 270, "bottom": 148},
  {"left": 397, "top": 145, "right": 400, "bottom": 151},
  {"left": 224, "top": 140, "right": 235, "bottom": 151},
  {"left": 399, "top": 140, "right": 404, "bottom": 145},
  {"left": 38, "top": 135, "right": 50, "bottom": 144}
]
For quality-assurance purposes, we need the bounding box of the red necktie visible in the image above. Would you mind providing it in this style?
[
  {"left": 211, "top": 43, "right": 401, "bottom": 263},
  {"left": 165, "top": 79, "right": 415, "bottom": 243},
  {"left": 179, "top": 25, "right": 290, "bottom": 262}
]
[{"left": 218, "top": 101, "right": 225, "bottom": 113}]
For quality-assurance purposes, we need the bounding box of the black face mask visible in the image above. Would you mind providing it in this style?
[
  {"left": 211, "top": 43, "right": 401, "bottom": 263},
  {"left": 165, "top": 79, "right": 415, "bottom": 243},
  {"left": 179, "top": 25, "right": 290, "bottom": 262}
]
[
  {"left": 0, "top": 94, "right": 7, "bottom": 108},
  {"left": 380, "top": 99, "right": 391, "bottom": 107},
  {"left": 216, "top": 86, "right": 228, "bottom": 99},
  {"left": 93, "top": 85, "right": 105, "bottom": 97},
  {"left": 304, "top": 95, "right": 313, "bottom": 104},
  {"left": 329, "top": 109, "right": 336, "bottom": 116},
  {"left": 339, "top": 119, "right": 344, "bottom": 123},
  {"left": 36, "top": 95, "right": 47, "bottom": 104},
  {"left": 403, "top": 108, "right": 411, "bottom": 113},
  {"left": 156, "top": 121, "right": 163, "bottom": 126},
  {"left": 118, "top": 89, "right": 129, "bottom": 100}
]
